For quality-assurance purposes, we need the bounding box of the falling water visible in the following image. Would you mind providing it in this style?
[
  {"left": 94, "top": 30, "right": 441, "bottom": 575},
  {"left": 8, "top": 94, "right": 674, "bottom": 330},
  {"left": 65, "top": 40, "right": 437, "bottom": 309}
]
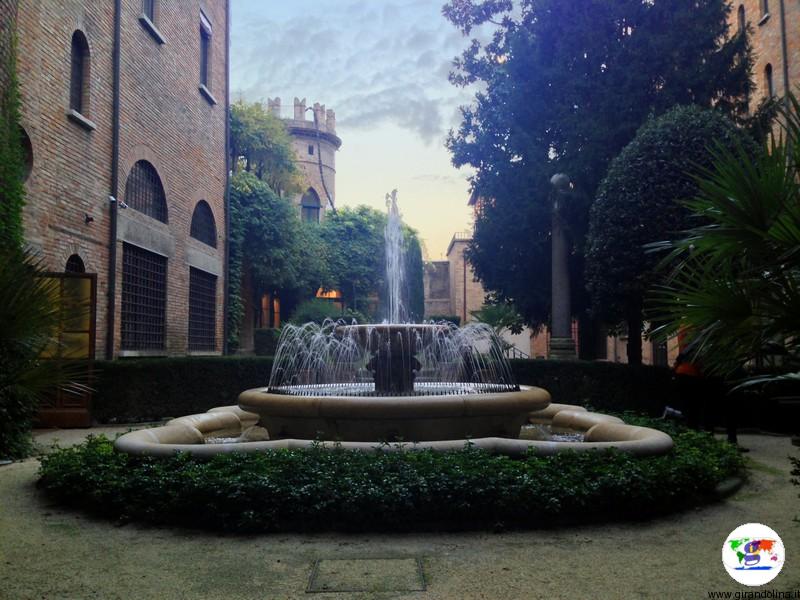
[{"left": 384, "top": 189, "right": 405, "bottom": 323}]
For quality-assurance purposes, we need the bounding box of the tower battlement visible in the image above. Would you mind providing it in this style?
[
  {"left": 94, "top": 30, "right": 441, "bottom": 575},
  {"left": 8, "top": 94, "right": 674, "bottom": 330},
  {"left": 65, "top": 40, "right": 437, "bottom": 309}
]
[{"left": 267, "top": 97, "right": 337, "bottom": 134}]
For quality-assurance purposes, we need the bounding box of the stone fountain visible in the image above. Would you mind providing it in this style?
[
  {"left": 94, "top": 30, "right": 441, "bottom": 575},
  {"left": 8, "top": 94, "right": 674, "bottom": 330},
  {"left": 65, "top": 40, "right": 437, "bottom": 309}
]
[{"left": 114, "top": 190, "right": 673, "bottom": 458}]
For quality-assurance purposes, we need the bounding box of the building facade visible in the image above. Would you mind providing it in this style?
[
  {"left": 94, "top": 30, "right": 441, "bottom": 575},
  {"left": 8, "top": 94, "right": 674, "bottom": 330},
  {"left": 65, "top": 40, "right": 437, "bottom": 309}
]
[
  {"left": 11, "top": 0, "right": 229, "bottom": 365},
  {"left": 268, "top": 97, "right": 341, "bottom": 223},
  {"left": 733, "top": 0, "right": 798, "bottom": 106}
]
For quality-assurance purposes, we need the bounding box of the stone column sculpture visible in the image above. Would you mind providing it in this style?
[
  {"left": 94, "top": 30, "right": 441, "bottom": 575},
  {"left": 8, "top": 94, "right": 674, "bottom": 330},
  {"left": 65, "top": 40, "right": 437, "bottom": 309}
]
[{"left": 549, "top": 173, "right": 577, "bottom": 359}]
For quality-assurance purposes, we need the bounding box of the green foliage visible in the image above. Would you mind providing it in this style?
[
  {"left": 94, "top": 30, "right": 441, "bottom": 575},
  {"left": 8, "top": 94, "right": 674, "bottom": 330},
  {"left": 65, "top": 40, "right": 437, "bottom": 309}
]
[
  {"left": 0, "top": 247, "right": 79, "bottom": 458},
  {"left": 585, "top": 106, "right": 755, "bottom": 362},
  {"left": 445, "top": 0, "right": 753, "bottom": 329},
  {"left": 288, "top": 299, "right": 343, "bottom": 324},
  {"left": 253, "top": 328, "right": 281, "bottom": 356},
  {"left": 226, "top": 172, "right": 327, "bottom": 349},
  {"left": 0, "top": 25, "right": 25, "bottom": 249},
  {"left": 471, "top": 302, "right": 525, "bottom": 335},
  {"left": 90, "top": 357, "right": 273, "bottom": 423},
  {"left": 38, "top": 423, "right": 743, "bottom": 532},
  {"left": 229, "top": 100, "right": 304, "bottom": 196},
  {"left": 318, "top": 206, "right": 425, "bottom": 320},
  {"left": 648, "top": 93, "right": 800, "bottom": 379}
]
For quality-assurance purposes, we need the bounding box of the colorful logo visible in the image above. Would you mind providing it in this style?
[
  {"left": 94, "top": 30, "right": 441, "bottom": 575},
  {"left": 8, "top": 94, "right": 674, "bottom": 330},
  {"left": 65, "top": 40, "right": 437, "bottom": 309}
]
[{"left": 722, "top": 523, "right": 785, "bottom": 586}]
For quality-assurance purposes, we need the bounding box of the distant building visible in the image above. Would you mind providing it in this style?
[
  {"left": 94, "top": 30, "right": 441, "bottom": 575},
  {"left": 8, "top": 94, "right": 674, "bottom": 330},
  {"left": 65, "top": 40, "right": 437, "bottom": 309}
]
[
  {"left": 733, "top": 1, "right": 798, "bottom": 108},
  {"left": 2, "top": 1, "right": 229, "bottom": 422},
  {"left": 237, "top": 97, "right": 341, "bottom": 352},
  {"left": 268, "top": 97, "right": 341, "bottom": 223}
]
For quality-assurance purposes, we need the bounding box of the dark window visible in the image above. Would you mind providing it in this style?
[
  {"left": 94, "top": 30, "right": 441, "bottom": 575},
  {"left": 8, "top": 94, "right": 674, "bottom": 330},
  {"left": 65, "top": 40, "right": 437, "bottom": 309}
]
[
  {"left": 121, "top": 243, "right": 167, "bottom": 351},
  {"left": 652, "top": 340, "right": 669, "bottom": 367},
  {"left": 125, "top": 160, "right": 168, "bottom": 222},
  {"left": 738, "top": 5, "right": 746, "bottom": 33},
  {"left": 188, "top": 267, "right": 216, "bottom": 351},
  {"left": 65, "top": 254, "right": 85, "bottom": 273},
  {"left": 190, "top": 200, "right": 217, "bottom": 247},
  {"left": 199, "top": 17, "right": 211, "bottom": 88},
  {"left": 143, "top": 0, "right": 155, "bottom": 21},
  {"left": 20, "top": 127, "right": 32, "bottom": 182},
  {"left": 765, "top": 63, "right": 774, "bottom": 97},
  {"left": 301, "top": 188, "right": 321, "bottom": 223},
  {"left": 308, "top": 144, "right": 314, "bottom": 156},
  {"left": 70, "top": 31, "right": 89, "bottom": 114}
]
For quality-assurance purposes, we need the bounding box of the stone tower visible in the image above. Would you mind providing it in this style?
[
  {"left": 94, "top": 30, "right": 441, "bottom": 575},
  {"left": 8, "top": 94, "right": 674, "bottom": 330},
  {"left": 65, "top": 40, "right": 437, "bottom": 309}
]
[{"left": 267, "top": 97, "right": 342, "bottom": 223}]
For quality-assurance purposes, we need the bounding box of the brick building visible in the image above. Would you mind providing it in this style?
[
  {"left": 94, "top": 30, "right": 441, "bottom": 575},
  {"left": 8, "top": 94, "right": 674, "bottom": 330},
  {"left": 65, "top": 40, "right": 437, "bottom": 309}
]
[
  {"left": 733, "top": 0, "right": 799, "bottom": 106},
  {"left": 8, "top": 0, "right": 229, "bottom": 366}
]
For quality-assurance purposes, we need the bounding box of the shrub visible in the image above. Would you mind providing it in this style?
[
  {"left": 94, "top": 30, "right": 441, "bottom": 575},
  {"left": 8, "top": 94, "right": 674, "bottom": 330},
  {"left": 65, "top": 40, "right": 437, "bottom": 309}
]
[
  {"left": 288, "top": 299, "right": 343, "bottom": 324},
  {"left": 91, "top": 357, "right": 274, "bottom": 423},
  {"left": 37, "top": 418, "right": 744, "bottom": 532},
  {"left": 253, "top": 328, "right": 280, "bottom": 356}
]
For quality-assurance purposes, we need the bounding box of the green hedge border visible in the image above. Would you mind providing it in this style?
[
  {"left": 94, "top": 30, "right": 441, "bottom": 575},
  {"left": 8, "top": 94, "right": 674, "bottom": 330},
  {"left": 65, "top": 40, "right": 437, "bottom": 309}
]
[
  {"left": 37, "top": 420, "right": 744, "bottom": 532},
  {"left": 90, "top": 357, "right": 717, "bottom": 423}
]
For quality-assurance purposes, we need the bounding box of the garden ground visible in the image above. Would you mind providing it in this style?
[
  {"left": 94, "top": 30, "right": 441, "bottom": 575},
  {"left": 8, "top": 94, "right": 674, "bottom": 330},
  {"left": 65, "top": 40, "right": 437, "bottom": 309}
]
[{"left": 0, "top": 430, "right": 797, "bottom": 600}]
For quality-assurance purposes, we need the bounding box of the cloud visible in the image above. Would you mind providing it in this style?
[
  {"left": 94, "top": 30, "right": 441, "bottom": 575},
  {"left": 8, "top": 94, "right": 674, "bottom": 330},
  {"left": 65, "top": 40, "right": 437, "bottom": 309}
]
[{"left": 230, "top": 0, "right": 477, "bottom": 144}]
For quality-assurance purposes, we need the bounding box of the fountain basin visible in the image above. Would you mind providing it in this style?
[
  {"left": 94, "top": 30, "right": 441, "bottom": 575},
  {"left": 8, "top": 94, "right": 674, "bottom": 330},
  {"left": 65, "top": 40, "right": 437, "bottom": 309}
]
[
  {"left": 113, "top": 401, "right": 673, "bottom": 458},
  {"left": 238, "top": 384, "right": 550, "bottom": 442}
]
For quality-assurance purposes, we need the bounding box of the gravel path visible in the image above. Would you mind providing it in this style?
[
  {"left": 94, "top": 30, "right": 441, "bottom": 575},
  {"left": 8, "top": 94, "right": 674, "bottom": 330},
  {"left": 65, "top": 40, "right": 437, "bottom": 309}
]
[{"left": 0, "top": 432, "right": 798, "bottom": 600}]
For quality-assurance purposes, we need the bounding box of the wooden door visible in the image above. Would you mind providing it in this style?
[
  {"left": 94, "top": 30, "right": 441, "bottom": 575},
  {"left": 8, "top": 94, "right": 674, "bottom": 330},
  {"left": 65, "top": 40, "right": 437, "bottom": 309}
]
[{"left": 36, "top": 272, "right": 96, "bottom": 428}]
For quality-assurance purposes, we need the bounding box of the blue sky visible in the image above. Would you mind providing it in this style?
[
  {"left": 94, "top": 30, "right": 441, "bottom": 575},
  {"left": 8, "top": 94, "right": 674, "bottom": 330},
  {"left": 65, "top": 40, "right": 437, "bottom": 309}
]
[{"left": 230, "top": 0, "right": 483, "bottom": 258}]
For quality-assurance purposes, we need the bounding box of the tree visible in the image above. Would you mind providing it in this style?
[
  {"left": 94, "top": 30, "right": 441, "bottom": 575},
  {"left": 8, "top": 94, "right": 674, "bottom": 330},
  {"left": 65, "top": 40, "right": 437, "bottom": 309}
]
[
  {"left": 230, "top": 100, "right": 304, "bottom": 197},
  {"left": 319, "top": 206, "right": 426, "bottom": 321},
  {"left": 444, "top": 0, "right": 753, "bottom": 344},
  {"left": 227, "top": 172, "right": 327, "bottom": 349},
  {"left": 585, "top": 105, "right": 756, "bottom": 364},
  {"left": 649, "top": 93, "right": 800, "bottom": 379}
]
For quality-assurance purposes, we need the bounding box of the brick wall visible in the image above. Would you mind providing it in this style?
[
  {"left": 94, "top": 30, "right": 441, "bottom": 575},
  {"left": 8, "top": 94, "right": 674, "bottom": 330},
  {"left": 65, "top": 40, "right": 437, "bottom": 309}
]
[{"left": 15, "top": 0, "right": 228, "bottom": 358}]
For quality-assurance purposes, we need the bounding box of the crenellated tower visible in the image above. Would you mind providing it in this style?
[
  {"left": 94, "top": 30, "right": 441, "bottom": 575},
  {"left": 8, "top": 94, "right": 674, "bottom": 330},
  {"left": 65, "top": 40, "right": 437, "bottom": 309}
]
[{"left": 268, "top": 97, "right": 342, "bottom": 223}]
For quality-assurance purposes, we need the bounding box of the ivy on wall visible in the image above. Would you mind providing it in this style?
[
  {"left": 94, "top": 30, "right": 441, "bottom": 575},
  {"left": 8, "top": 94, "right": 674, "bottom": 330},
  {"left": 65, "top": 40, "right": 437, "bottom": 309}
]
[{"left": 0, "top": 20, "right": 25, "bottom": 249}]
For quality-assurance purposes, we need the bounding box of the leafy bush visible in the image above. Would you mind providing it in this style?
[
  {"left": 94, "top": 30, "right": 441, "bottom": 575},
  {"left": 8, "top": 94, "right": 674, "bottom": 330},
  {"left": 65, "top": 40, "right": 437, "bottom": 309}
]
[
  {"left": 253, "top": 328, "right": 281, "bottom": 356},
  {"left": 288, "top": 299, "right": 343, "bottom": 324},
  {"left": 37, "top": 419, "right": 743, "bottom": 532}
]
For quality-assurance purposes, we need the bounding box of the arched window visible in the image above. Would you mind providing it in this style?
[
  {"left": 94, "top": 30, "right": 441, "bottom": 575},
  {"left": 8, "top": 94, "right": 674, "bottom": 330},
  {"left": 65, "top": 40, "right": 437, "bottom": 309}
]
[
  {"left": 70, "top": 31, "right": 90, "bottom": 114},
  {"left": 738, "top": 5, "right": 746, "bottom": 33},
  {"left": 65, "top": 254, "right": 85, "bottom": 273},
  {"left": 124, "top": 160, "right": 168, "bottom": 222},
  {"left": 765, "top": 63, "right": 774, "bottom": 97},
  {"left": 20, "top": 127, "right": 32, "bottom": 182},
  {"left": 301, "top": 188, "right": 321, "bottom": 223},
  {"left": 190, "top": 200, "right": 217, "bottom": 247}
]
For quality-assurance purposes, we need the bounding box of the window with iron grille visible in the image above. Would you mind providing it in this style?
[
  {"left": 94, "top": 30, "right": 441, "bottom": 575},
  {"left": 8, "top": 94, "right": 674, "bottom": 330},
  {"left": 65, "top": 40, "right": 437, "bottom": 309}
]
[
  {"left": 188, "top": 268, "right": 216, "bottom": 351},
  {"left": 125, "top": 160, "right": 168, "bottom": 222},
  {"left": 70, "top": 31, "right": 89, "bottom": 114},
  {"left": 121, "top": 243, "right": 167, "bottom": 351},
  {"left": 190, "top": 200, "right": 217, "bottom": 247},
  {"left": 301, "top": 188, "right": 321, "bottom": 223}
]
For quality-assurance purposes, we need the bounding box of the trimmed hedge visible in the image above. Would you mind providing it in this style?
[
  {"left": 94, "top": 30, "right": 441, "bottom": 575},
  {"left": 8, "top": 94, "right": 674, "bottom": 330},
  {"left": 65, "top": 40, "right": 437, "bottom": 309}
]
[
  {"left": 253, "top": 328, "right": 280, "bottom": 356},
  {"left": 91, "top": 357, "right": 274, "bottom": 423},
  {"left": 90, "top": 357, "right": 715, "bottom": 423},
  {"left": 37, "top": 419, "right": 744, "bottom": 532},
  {"left": 508, "top": 359, "right": 722, "bottom": 417}
]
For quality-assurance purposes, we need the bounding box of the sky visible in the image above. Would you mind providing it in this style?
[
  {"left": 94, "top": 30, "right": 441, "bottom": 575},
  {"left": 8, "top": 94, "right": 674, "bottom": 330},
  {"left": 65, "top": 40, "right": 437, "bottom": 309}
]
[{"left": 229, "top": 0, "right": 483, "bottom": 259}]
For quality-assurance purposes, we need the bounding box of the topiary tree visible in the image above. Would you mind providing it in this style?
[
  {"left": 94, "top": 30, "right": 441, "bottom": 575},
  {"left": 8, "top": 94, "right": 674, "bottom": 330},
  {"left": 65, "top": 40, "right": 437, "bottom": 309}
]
[{"left": 585, "top": 105, "right": 756, "bottom": 364}]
